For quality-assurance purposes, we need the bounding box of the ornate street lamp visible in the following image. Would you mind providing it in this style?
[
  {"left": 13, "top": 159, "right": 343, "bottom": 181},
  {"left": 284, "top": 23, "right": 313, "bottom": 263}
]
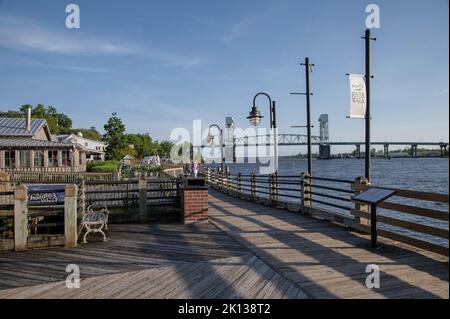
[
  {"left": 247, "top": 92, "right": 278, "bottom": 172},
  {"left": 207, "top": 124, "right": 224, "bottom": 170},
  {"left": 247, "top": 106, "right": 264, "bottom": 126}
]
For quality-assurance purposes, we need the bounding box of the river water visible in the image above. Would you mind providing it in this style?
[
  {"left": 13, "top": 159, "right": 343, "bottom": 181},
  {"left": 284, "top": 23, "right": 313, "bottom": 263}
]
[
  {"left": 224, "top": 157, "right": 449, "bottom": 194},
  {"left": 210, "top": 157, "right": 449, "bottom": 246}
]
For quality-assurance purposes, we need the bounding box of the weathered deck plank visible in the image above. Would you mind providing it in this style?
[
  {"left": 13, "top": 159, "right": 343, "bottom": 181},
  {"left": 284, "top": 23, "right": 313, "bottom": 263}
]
[
  {"left": 0, "top": 255, "right": 305, "bottom": 299},
  {"left": 0, "top": 223, "right": 251, "bottom": 290},
  {"left": 0, "top": 220, "right": 306, "bottom": 299},
  {"left": 208, "top": 189, "right": 449, "bottom": 299},
  {"left": 1, "top": 189, "right": 447, "bottom": 299}
]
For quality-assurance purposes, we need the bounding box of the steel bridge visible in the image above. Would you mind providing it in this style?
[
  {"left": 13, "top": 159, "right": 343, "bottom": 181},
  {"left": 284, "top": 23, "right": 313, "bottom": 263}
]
[{"left": 203, "top": 134, "right": 449, "bottom": 158}]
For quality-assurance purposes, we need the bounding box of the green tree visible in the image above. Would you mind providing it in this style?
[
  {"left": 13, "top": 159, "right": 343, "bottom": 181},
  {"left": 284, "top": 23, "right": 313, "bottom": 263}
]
[
  {"left": 124, "top": 133, "right": 160, "bottom": 158},
  {"left": 103, "top": 112, "right": 126, "bottom": 160},
  {"left": 158, "top": 140, "right": 175, "bottom": 158},
  {"left": 0, "top": 110, "right": 22, "bottom": 118},
  {"left": 18, "top": 104, "right": 72, "bottom": 134},
  {"left": 71, "top": 127, "right": 102, "bottom": 141}
]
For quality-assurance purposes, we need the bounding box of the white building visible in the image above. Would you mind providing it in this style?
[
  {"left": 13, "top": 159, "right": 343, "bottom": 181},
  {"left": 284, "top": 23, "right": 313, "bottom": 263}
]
[
  {"left": 55, "top": 133, "right": 106, "bottom": 161},
  {"left": 143, "top": 155, "right": 161, "bottom": 166}
]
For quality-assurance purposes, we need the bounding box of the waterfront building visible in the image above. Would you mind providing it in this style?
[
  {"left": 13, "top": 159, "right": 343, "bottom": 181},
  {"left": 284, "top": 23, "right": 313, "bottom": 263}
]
[
  {"left": 55, "top": 133, "right": 106, "bottom": 161},
  {"left": 0, "top": 112, "right": 87, "bottom": 172}
]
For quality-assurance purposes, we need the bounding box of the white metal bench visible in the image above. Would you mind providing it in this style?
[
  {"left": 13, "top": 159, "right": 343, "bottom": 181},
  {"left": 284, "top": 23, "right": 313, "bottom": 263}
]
[{"left": 79, "top": 204, "right": 109, "bottom": 244}]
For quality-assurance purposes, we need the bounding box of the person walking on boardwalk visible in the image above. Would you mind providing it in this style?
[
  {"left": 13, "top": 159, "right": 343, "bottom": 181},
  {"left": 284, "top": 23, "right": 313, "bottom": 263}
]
[
  {"left": 192, "top": 161, "right": 199, "bottom": 178},
  {"left": 184, "top": 162, "right": 191, "bottom": 176}
]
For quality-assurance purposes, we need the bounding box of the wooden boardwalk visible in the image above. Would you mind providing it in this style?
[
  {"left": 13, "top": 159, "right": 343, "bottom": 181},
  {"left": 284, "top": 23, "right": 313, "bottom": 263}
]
[
  {"left": 208, "top": 190, "right": 449, "bottom": 299},
  {"left": 0, "top": 223, "right": 306, "bottom": 299},
  {"left": 0, "top": 189, "right": 448, "bottom": 299}
]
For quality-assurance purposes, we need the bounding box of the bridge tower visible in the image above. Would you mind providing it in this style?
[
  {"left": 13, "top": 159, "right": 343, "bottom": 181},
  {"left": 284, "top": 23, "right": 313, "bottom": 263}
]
[
  {"left": 318, "top": 114, "right": 331, "bottom": 159},
  {"left": 225, "top": 117, "right": 236, "bottom": 163}
]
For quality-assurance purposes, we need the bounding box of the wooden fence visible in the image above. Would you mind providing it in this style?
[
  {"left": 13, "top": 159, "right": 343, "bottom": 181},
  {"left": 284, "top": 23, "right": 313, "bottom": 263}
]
[
  {"left": 0, "top": 185, "right": 73, "bottom": 251},
  {"left": 0, "top": 178, "right": 183, "bottom": 251},
  {"left": 83, "top": 178, "right": 181, "bottom": 212},
  {"left": 205, "top": 167, "right": 449, "bottom": 257},
  {"left": 0, "top": 182, "right": 14, "bottom": 251},
  {"left": 6, "top": 171, "right": 119, "bottom": 183}
]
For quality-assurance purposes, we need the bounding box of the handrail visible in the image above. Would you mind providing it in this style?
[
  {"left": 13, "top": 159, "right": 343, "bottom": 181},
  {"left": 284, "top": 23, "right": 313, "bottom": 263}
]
[{"left": 204, "top": 166, "right": 449, "bottom": 257}]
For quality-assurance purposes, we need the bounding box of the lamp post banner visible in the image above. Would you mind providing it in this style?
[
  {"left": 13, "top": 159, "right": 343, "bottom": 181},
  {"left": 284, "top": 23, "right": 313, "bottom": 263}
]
[{"left": 349, "top": 74, "right": 366, "bottom": 119}]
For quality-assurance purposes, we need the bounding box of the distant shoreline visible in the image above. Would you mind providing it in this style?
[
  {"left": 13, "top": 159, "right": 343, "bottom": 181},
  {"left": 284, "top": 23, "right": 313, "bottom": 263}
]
[{"left": 279, "top": 156, "right": 449, "bottom": 160}]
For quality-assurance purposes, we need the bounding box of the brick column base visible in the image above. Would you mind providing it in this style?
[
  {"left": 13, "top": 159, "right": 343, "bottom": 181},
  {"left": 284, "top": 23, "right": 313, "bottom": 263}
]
[{"left": 181, "top": 187, "right": 208, "bottom": 224}]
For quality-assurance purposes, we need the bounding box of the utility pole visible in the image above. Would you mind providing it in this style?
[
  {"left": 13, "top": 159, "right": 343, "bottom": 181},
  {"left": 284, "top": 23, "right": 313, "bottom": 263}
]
[
  {"left": 291, "top": 57, "right": 314, "bottom": 176},
  {"left": 363, "top": 29, "right": 376, "bottom": 181}
]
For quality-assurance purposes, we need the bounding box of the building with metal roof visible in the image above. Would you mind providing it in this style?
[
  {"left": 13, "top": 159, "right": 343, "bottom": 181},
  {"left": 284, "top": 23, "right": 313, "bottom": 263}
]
[
  {"left": 55, "top": 133, "right": 106, "bottom": 161},
  {"left": 0, "top": 111, "right": 87, "bottom": 173},
  {"left": 0, "top": 118, "right": 50, "bottom": 139}
]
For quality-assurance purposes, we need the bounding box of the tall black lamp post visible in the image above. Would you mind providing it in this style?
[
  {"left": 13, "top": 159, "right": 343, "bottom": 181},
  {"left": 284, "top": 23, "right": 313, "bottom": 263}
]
[
  {"left": 246, "top": 92, "right": 278, "bottom": 172},
  {"left": 291, "top": 57, "right": 315, "bottom": 176},
  {"left": 363, "top": 29, "right": 376, "bottom": 182}
]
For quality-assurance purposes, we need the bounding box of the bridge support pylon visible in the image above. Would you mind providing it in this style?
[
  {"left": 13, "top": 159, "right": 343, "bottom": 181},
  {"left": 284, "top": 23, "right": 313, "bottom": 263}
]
[
  {"left": 411, "top": 144, "right": 418, "bottom": 158},
  {"left": 355, "top": 145, "right": 361, "bottom": 159},
  {"left": 440, "top": 144, "right": 448, "bottom": 158},
  {"left": 319, "top": 144, "right": 331, "bottom": 159},
  {"left": 383, "top": 144, "right": 389, "bottom": 158}
]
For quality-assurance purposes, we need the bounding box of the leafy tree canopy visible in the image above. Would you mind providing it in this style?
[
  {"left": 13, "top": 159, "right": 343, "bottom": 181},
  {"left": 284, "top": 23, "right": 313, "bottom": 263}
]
[
  {"left": 71, "top": 127, "right": 102, "bottom": 141},
  {"left": 103, "top": 112, "right": 127, "bottom": 160},
  {"left": 19, "top": 104, "right": 72, "bottom": 135}
]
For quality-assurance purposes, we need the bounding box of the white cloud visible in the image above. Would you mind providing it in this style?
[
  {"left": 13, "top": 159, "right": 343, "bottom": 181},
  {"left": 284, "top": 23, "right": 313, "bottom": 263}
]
[
  {"left": 26, "top": 60, "right": 112, "bottom": 73},
  {"left": 222, "top": 8, "right": 275, "bottom": 44},
  {"left": 0, "top": 14, "right": 140, "bottom": 55},
  {"left": 0, "top": 14, "right": 205, "bottom": 70},
  {"left": 223, "top": 15, "right": 259, "bottom": 43}
]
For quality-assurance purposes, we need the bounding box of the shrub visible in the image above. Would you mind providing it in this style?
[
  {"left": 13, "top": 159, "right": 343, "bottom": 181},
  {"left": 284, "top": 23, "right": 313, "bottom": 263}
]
[{"left": 87, "top": 160, "right": 120, "bottom": 173}]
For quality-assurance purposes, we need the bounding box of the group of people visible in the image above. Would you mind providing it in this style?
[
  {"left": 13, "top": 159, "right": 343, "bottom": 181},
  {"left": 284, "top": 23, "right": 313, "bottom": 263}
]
[{"left": 184, "top": 161, "right": 201, "bottom": 178}]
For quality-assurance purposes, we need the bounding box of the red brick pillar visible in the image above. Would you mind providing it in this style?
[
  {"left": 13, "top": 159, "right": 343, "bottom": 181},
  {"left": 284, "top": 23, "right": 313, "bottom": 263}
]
[{"left": 181, "top": 187, "right": 209, "bottom": 224}]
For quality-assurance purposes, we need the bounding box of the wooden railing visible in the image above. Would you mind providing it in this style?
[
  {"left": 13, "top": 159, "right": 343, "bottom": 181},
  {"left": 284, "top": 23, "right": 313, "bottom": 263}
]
[
  {"left": 205, "top": 167, "right": 449, "bottom": 257},
  {"left": 0, "top": 182, "right": 15, "bottom": 251},
  {"left": 7, "top": 171, "right": 119, "bottom": 183},
  {"left": 1, "top": 178, "right": 185, "bottom": 251},
  {"left": 351, "top": 182, "right": 449, "bottom": 256},
  {"left": 26, "top": 186, "right": 66, "bottom": 249},
  {"left": 84, "top": 179, "right": 181, "bottom": 208},
  {"left": 1, "top": 184, "right": 77, "bottom": 251}
]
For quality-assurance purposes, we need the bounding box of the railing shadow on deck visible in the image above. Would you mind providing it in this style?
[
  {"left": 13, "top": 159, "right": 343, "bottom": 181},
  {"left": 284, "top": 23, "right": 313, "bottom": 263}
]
[
  {"left": 208, "top": 191, "right": 448, "bottom": 299},
  {"left": 128, "top": 222, "right": 304, "bottom": 298}
]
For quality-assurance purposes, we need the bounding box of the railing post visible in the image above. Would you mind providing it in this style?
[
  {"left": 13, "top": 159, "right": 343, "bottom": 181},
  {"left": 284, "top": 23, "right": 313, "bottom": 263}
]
[
  {"left": 269, "top": 173, "right": 274, "bottom": 205},
  {"left": 251, "top": 173, "right": 256, "bottom": 200},
  {"left": 205, "top": 167, "right": 210, "bottom": 184},
  {"left": 370, "top": 204, "right": 377, "bottom": 248},
  {"left": 353, "top": 176, "right": 370, "bottom": 226},
  {"left": 237, "top": 173, "right": 242, "bottom": 198},
  {"left": 64, "top": 184, "right": 78, "bottom": 248},
  {"left": 139, "top": 177, "right": 148, "bottom": 223},
  {"left": 176, "top": 177, "right": 182, "bottom": 208},
  {"left": 80, "top": 177, "right": 86, "bottom": 214},
  {"left": 271, "top": 172, "right": 278, "bottom": 203},
  {"left": 14, "top": 185, "right": 28, "bottom": 251},
  {"left": 274, "top": 171, "right": 278, "bottom": 201},
  {"left": 225, "top": 166, "right": 230, "bottom": 193},
  {"left": 301, "top": 172, "right": 311, "bottom": 212}
]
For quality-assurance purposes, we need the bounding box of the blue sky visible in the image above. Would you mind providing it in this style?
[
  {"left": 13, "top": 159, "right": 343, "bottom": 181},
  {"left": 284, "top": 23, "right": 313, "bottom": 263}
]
[{"left": 0, "top": 0, "right": 448, "bottom": 154}]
